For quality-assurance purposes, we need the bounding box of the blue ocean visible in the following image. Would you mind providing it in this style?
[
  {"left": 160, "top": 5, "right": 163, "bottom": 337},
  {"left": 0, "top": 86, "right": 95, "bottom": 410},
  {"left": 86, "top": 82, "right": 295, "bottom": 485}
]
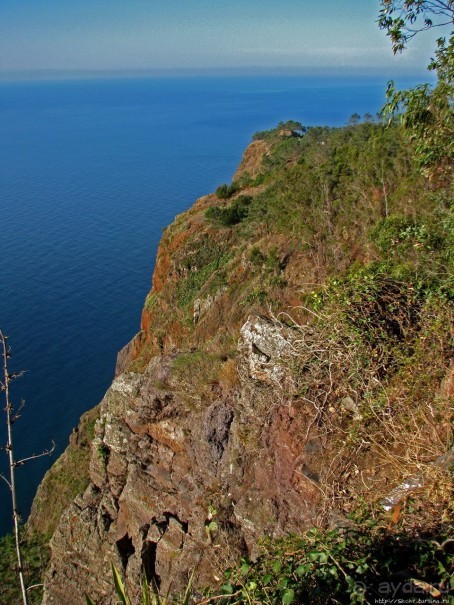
[{"left": 0, "top": 74, "right": 419, "bottom": 535}]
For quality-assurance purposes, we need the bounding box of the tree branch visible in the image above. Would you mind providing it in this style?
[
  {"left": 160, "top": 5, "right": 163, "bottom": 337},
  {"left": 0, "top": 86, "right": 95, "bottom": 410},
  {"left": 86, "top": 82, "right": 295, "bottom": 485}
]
[
  {"left": 0, "top": 473, "right": 12, "bottom": 490},
  {"left": 15, "top": 441, "right": 56, "bottom": 467}
]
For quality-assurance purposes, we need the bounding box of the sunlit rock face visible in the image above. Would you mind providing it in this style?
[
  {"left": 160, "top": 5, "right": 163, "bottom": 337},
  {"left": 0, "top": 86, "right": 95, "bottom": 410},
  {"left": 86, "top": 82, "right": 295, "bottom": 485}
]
[{"left": 42, "top": 315, "right": 321, "bottom": 604}]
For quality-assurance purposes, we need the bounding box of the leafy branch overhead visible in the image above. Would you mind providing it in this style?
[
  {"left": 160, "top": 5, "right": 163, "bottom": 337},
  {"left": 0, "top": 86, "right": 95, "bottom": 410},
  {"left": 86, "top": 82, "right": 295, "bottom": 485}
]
[
  {"left": 378, "top": 0, "right": 454, "bottom": 53},
  {"left": 378, "top": 1, "right": 453, "bottom": 180}
]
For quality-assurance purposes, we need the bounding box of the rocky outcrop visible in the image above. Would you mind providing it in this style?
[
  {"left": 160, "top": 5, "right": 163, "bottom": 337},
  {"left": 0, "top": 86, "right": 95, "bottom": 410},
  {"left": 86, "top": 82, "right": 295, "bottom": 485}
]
[
  {"left": 42, "top": 314, "right": 322, "bottom": 603},
  {"left": 233, "top": 140, "right": 270, "bottom": 182},
  {"left": 238, "top": 315, "right": 294, "bottom": 385}
]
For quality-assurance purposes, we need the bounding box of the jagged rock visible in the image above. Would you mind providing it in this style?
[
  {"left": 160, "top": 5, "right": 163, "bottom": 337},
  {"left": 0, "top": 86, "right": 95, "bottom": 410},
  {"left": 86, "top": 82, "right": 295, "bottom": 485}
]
[
  {"left": 193, "top": 295, "right": 215, "bottom": 323},
  {"left": 43, "top": 484, "right": 122, "bottom": 605},
  {"left": 238, "top": 315, "right": 293, "bottom": 384},
  {"left": 204, "top": 402, "right": 234, "bottom": 468},
  {"left": 41, "top": 321, "right": 321, "bottom": 603},
  {"left": 233, "top": 139, "right": 270, "bottom": 181},
  {"left": 382, "top": 474, "right": 426, "bottom": 511}
]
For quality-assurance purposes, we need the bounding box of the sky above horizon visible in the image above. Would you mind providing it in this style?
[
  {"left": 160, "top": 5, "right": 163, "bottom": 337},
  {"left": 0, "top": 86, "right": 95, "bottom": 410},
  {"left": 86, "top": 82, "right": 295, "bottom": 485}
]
[{"left": 0, "top": 0, "right": 444, "bottom": 77}]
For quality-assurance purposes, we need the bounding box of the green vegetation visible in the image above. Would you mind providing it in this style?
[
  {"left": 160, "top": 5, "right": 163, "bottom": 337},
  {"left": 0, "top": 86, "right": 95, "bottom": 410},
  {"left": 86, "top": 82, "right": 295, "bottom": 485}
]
[
  {"left": 205, "top": 195, "right": 252, "bottom": 226},
  {"left": 176, "top": 241, "right": 229, "bottom": 308},
  {"left": 215, "top": 182, "right": 241, "bottom": 199},
  {"left": 379, "top": 2, "right": 453, "bottom": 180},
  {"left": 214, "top": 514, "right": 453, "bottom": 604},
  {"left": 0, "top": 531, "right": 50, "bottom": 605},
  {"left": 27, "top": 405, "right": 99, "bottom": 537},
  {"left": 378, "top": 0, "right": 453, "bottom": 54},
  {"left": 382, "top": 42, "right": 453, "bottom": 180},
  {"left": 249, "top": 121, "right": 413, "bottom": 237},
  {"left": 170, "top": 351, "right": 223, "bottom": 408},
  {"left": 253, "top": 120, "right": 306, "bottom": 141}
]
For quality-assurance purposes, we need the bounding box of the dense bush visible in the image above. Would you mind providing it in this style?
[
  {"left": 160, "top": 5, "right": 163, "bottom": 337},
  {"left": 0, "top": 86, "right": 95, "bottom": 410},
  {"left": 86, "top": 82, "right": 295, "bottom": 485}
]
[
  {"left": 205, "top": 195, "right": 252, "bottom": 226},
  {"left": 215, "top": 182, "right": 240, "bottom": 199},
  {"left": 213, "top": 516, "right": 453, "bottom": 605}
]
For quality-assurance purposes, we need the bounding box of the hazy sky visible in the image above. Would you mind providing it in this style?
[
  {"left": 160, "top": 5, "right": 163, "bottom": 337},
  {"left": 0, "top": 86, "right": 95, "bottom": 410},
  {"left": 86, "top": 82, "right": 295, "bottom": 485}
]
[{"left": 0, "top": 0, "right": 442, "bottom": 76}]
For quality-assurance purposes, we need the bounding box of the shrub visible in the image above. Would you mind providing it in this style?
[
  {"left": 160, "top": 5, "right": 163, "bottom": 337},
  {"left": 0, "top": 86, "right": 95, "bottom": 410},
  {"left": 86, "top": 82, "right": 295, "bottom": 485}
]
[
  {"left": 176, "top": 242, "right": 229, "bottom": 308},
  {"left": 170, "top": 351, "right": 222, "bottom": 408},
  {"left": 205, "top": 196, "right": 252, "bottom": 227},
  {"left": 371, "top": 215, "right": 443, "bottom": 254},
  {"left": 215, "top": 182, "right": 240, "bottom": 199},
  {"left": 213, "top": 514, "right": 453, "bottom": 605},
  {"left": 249, "top": 246, "right": 265, "bottom": 266}
]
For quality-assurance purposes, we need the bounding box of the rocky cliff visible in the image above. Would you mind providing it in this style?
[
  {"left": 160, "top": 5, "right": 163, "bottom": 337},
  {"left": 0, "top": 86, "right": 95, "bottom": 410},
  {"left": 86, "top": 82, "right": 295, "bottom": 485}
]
[{"left": 31, "top": 122, "right": 453, "bottom": 604}]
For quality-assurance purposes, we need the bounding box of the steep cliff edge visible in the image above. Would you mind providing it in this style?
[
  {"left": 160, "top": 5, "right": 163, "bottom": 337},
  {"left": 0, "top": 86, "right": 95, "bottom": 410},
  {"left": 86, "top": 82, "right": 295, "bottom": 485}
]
[{"left": 31, "top": 122, "right": 453, "bottom": 604}]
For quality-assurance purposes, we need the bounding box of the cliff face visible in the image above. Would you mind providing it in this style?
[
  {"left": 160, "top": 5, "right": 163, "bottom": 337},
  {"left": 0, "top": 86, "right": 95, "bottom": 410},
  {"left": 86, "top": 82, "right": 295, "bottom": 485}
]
[
  {"left": 34, "top": 124, "right": 453, "bottom": 603},
  {"left": 40, "top": 140, "right": 321, "bottom": 604},
  {"left": 42, "top": 321, "right": 322, "bottom": 603}
]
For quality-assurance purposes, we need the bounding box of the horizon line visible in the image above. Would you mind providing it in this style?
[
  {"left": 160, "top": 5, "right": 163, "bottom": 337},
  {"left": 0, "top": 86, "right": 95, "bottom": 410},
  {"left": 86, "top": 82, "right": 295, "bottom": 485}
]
[{"left": 0, "top": 65, "right": 434, "bottom": 83}]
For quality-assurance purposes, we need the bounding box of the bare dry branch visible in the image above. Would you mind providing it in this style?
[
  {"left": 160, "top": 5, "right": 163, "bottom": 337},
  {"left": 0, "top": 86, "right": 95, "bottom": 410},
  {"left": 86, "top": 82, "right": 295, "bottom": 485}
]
[
  {"left": 0, "top": 473, "right": 12, "bottom": 490},
  {"left": 1, "top": 329, "right": 30, "bottom": 605},
  {"left": 15, "top": 440, "right": 56, "bottom": 467}
]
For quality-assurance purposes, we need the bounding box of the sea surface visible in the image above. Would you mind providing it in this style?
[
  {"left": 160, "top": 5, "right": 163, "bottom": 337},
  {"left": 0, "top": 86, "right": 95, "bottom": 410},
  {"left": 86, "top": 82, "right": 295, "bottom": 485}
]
[{"left": 0, "top": 73, "right": 421, "bottom": 535}]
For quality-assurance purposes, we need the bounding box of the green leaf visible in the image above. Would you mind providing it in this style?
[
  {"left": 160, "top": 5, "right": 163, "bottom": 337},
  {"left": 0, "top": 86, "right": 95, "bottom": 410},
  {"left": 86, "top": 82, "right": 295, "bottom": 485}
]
[
  {"left": 141, "top": 573, "right": 152, "bottom": 605},
  {"left": 85, "top": 596, "right": 96, "bottom": 605},
  {"left": 207, "top": 520, "right": 218, "bottom": 532},
  {"left": 221, "top": 583, "right": 234, "bottom": 595},
  {"left": 329, "top": 566, "right": 339, "bottom": 578},
  {"left": 181, "top": 569, "right": 195, "bottom": 605},
  {"left": 240, "top": 562, "right": 250, "bottom": 576},
  {"left": 277, "top": 577, "right": 289, "bottom": 589},
  {"left": 272, "top": 560, "right": 282, "bottom": 573},
  {"left": 112, "top": 564, "right": 131, "bottom": 605},
  {"left": 295, "top": 564, "right": 307, "bottom": 577},
  {"left": 282, "top": 588, "right": 295, "bottom": 605},
  {"left": 263, "top": 573, "right": 273, "bottom": 586}
]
